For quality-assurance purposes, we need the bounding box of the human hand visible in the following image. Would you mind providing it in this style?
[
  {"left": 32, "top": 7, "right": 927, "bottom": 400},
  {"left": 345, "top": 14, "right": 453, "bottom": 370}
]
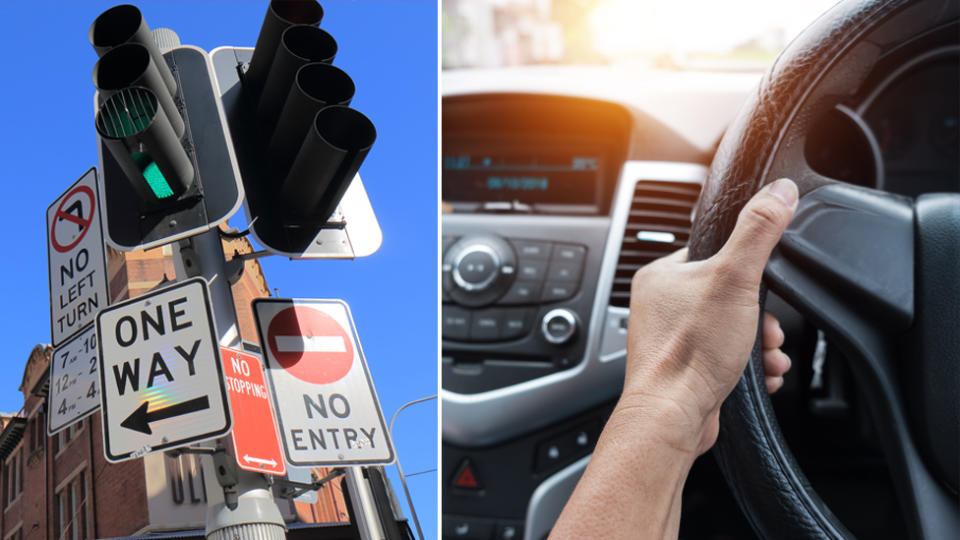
[
  {"left": 614, "top": 178, "right": 799, "bottom": 457},
  {"left": 762, "top": 311, "right": 791, "bottom": 393}
]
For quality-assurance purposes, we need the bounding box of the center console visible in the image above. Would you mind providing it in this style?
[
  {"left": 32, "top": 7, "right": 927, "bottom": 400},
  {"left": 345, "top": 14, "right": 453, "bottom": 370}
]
[{"left": 441, "top": 93, "right": 708, "bottom": 540}]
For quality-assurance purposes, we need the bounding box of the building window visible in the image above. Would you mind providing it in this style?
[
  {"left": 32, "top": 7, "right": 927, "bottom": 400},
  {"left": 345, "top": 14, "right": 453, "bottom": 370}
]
[
  {"left": 55, "top": 419, "right": 84, "bottom": 456},
  {"left": 4, "top": 449, "right": 22, "bottom": 507},
  {"left": 29, "top": 410, "right": 45, "bottom": 454},
  {"left": 4, "top": 524, "right": 21, "bottom": 540},
  {"left": 55, "top": 470, "right": 89, "bottom": 540}
]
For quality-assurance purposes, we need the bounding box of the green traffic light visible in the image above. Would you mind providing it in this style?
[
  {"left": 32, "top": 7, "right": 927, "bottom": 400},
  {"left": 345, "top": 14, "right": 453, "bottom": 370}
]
[
  {"left": 96, "top": 87, "right": 175, "bottom": 200},
  {"left": 130, "top": 152, "right": 174, "bottom": 199}
]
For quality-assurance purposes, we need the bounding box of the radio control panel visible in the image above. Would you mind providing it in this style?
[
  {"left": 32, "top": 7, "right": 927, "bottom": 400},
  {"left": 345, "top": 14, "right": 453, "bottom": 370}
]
[{"left": 441, "top": 219, "right": 608, "bottom": 394}]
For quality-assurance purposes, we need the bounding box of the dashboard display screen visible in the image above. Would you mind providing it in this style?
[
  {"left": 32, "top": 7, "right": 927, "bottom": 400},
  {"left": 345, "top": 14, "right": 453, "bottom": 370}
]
[{"left": 442, "top": 145, "right": 605, "bottom": 213}]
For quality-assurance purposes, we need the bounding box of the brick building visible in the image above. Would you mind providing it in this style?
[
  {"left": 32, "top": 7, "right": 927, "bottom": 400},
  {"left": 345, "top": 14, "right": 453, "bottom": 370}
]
[{"left": 0, "top": 235, "right": 365, "bottom": 539}]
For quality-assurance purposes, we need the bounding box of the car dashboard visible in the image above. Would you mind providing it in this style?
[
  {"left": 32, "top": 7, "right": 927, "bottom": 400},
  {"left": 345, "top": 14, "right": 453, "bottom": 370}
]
[
  {"left": 440, "top": 68, "right": 760, "bottom": 540},
  {"left": 441, "top": 42, "right": 958, "bottom": 537}
]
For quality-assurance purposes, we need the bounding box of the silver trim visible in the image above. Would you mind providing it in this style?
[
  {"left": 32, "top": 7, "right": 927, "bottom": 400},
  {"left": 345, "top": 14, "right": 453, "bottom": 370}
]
[
  {"left": 523, "top": 455, "right": 591, "bottom": 540},
  {"left": 451, "top": 244, "right": 501, "bottom": 292},
  {"left": 541, "top": 308, "right": 577, "bottom": 345},
  {"left": 834, "top": 103, "right": 885, "bottom": 190},
  {"left": 442, "top": 161, "right": 708, "bottom": 446},
  {"left": 599, "top": 306, "right": 631, "bottom": 363}
]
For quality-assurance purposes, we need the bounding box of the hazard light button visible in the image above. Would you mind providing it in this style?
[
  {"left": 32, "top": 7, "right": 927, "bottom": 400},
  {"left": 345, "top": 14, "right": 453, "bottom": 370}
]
[{"left": 452, "top": 459, "right": 482, "bottom": 490}]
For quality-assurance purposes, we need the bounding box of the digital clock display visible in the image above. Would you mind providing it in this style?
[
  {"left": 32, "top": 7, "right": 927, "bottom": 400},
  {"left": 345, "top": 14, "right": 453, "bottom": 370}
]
[{"left": 442, "top": 149, "right": 603, "bottom": 213}]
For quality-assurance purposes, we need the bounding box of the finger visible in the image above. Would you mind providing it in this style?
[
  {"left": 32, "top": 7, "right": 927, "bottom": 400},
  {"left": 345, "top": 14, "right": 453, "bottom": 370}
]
[
  {"left": 763, "top": 348, "right": 791, "bottom": 377},
  {"left": 716, "top": 178, "right": 799, "bottom": 287},
  {"left": 762, "top": 311, "right": 784, "bottom": 350},
  {"left": 766, "top": 376, "right": 784, "bottom": 394}
]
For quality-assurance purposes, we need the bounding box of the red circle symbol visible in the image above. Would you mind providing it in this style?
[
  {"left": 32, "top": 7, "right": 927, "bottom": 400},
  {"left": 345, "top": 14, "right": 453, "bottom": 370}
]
[
  {"left": 267, "top": 306, "right": 355, "bottom": 385},
  {"left": 51, "top": 185, "right": 96, "bottom": 253}
]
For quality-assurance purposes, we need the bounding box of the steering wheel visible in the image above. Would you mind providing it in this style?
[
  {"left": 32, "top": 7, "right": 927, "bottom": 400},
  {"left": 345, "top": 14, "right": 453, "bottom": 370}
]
[{"left": 688, "top": 0, "right": 959, "bottom": 538}]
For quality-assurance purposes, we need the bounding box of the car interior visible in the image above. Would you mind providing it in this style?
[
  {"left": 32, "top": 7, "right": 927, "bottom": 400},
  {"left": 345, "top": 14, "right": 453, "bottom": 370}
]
[{"left": 440, "top": 1, "right": 959, "bottom": 539}]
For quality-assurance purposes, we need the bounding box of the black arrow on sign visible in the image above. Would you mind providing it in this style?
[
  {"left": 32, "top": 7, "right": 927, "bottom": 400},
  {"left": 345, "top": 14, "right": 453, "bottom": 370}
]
[{"left": 120, "top": 396, "right": 210, "bottom": 435}]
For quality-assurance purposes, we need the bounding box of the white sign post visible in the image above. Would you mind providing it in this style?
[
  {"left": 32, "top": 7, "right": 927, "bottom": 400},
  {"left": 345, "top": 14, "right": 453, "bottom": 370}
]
[
  {"left": 96, "top": 278, "right": 231, "bottom": 462},
  {"left": 253, "top": 298, "right": 394, "bottom": 467},
  {"left": 47, "top": 168, "right": 110, "bottom": 347},
  {"left": 48, "top": 325, "right": 101, "bottom": 434}
]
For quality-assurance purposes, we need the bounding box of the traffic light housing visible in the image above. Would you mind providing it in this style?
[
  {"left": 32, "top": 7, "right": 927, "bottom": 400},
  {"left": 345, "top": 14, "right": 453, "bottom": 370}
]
[
  {"left": 91, "top": 4, "right": 243, "bottom": 251},
  {"left": 211, "top": 0, "right": 381, "bottom": 259}
]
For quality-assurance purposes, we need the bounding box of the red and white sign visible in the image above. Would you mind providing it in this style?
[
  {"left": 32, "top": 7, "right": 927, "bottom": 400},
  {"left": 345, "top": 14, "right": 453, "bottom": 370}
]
[
  {"left": 220, "top": 347, "right": 286, "bottom": 476},
  {"left": 253, "top": 298, "right": 394, "bottom": 467},
  {"left": 47, "top": 168, "right": 110, "bottom": 347},
  {"left": 267, "top": 304, "right": 355, "bottom": 385}
]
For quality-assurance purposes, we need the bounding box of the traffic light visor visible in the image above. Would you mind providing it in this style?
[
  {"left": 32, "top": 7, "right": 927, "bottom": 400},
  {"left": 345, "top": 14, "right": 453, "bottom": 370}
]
[{"left": 95, "top": 87, "right": 181, "bottom": 201}]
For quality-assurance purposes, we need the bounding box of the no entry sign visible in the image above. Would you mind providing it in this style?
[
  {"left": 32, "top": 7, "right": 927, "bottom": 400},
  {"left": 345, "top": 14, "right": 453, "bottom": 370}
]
[
  {"left": 47, "top": 168, "right": 110, "bottom": 347},
  {"left": 220, "top": 347, "right": 286, "bottom": 476},
  {"left": 267, "top": 305, "right": 354, "bottom": 385},
  {"left": 253, "top": 299, "right": 394, "bottom": 467},
  {"left": 97, "top": 278, "right": 231, "bottom": 462}
]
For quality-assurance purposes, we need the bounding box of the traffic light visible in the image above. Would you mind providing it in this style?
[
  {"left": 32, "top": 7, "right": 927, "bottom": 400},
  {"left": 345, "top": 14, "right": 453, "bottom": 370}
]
[
  {"left": 211, "top": 0, "right": 380, "bottom": 258},
  {"left": 91, "top": 4, "right": 243, "bottom": 251}
]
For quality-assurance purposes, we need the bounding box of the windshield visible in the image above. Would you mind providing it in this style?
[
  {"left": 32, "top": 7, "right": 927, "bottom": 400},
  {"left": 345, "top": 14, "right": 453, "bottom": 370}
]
[{"left": 443, "top": 0, "right": 840, "bottom": 71}]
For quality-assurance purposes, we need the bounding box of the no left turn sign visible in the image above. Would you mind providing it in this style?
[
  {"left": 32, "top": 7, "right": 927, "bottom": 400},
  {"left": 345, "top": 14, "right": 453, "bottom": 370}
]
[
  {"left": 47, "top": 168, "right": 110, "bottom": 347},
  {"left": 51, "top": 185, "right": 96, "bottom": 253}
]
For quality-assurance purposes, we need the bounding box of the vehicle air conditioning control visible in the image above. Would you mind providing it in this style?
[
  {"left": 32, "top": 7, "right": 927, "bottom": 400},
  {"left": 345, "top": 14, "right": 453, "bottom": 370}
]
[{"left": 443, "top": 235, "right": 516, "bottom": 307}]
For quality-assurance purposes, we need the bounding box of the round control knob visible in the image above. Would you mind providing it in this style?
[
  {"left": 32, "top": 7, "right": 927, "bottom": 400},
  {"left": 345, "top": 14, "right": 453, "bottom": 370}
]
[
  {"left": 442, "top": 235, "right": 517, "bottom": 307},
  {"left": 452, "top": 244, "right": 500, "bottom": 292},
  {"left": 541, "top": 308, "right": 577, "bottom": 345}
]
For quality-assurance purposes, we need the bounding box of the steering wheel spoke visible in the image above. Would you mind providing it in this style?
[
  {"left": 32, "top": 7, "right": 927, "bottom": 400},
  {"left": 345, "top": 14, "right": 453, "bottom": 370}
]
[
  {"left": 767, "top": 184, "right": 914, "bottom": 329},
  {"left": 762, "top": 185, "right": 959, "bottom": 538}
]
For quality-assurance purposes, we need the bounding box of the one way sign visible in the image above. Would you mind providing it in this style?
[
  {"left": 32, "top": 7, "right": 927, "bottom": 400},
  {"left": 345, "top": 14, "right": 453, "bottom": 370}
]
[{"left": 96, "top": 278, "right": 231, "bottom": 462}]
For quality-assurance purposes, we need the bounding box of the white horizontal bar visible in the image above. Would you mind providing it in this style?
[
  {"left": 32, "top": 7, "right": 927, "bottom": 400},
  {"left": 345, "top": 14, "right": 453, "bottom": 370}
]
[
  {"left": 636, "top": 231, "right": 676, "bottom": 243},
  {"left": 274, "top": 335, "right": 346, "bottom": 353}
]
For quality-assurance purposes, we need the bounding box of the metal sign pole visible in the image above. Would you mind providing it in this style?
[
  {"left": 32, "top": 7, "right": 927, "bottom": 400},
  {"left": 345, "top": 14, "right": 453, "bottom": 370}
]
[
  {"left": 174, "top": 229, "right": 286, "bottom": 540},
  {"left": 344, "top": 467, "right": 387, "bottom": 540}
]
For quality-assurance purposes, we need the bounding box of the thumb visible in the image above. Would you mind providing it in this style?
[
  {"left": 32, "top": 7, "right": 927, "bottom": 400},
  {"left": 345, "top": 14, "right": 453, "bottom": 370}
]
[{"left": 715, "top": 178, "right": 798, "bottom": 287}]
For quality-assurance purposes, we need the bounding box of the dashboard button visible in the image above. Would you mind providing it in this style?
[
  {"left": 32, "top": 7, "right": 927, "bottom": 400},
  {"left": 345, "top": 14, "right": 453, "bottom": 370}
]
[
  {"left": 496, "top": 522, "right": 524, "bottom": 540},
  {"left": 442, "top": 307, "right": 471, "bottom": 340},
  {"left": 553, "top": 244, "right": 586, "bottom": 265},
  {"left": 470, "top": 310, "right": 500, "bottom": 341},
  {"left": 455, "top": 248, "right": 499, "bottom": 290},
  {"left": 534, "top": 419, "right": 600, "bottom": 474},
  {"left": 500, "top": 309, "right": 533, "bottom": 340},
  {"left": 541, "top": 281, "right": 578, "bottom": 302},
  {"left": 547, "top": 260, "right": 583, "bottom": 282},
  {"left": 535, "top": 439, "right": 567, "bottom": 473},
  {"left": 541, "top": 308, "right": 577, "bottom": 345},
  {"left": 510, "top": 239, "right": 552, "bottom": 259},
  {"left": 444, "top": 235, "right": 517, "bottom": 307},
  {"left": 451, "top": 459, "right": 482, "bottom": 490},
  {"left": 517, "top": 259, "right": 547, "bottom": 281},
  {"left": 498, "top": 281, "right": 542, "bottom": 305},
  {"left": 443, "top": 517, "right": 493, "bottom": 539}
]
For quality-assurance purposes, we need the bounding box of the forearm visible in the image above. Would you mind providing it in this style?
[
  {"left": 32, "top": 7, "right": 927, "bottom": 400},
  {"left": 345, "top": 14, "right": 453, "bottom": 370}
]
[{"left": 549, "top": 403, "right": 698, "bottom": 539}]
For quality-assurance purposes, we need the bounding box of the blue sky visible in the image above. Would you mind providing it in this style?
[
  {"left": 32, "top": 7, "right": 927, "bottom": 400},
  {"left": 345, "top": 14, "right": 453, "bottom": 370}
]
[{"left": 0, "top": 0, "right": 437, "bottom": 537}]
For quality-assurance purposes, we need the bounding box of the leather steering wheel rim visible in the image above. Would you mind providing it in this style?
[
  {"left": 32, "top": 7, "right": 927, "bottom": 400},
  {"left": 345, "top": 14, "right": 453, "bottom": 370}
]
[{"left": 688, "top": 0, "right": 959, "bottom": 538}]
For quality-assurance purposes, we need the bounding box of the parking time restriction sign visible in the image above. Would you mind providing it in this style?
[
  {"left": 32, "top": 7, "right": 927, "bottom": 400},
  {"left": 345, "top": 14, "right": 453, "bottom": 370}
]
[{"left": 49, "top": 324, "right": 101, "bottom": 434}]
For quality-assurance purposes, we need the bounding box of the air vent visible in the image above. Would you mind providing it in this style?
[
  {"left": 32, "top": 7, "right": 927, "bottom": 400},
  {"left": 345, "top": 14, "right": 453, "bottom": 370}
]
[{"left": 609, "top": 180, "right": 702, "bottom": 308}]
